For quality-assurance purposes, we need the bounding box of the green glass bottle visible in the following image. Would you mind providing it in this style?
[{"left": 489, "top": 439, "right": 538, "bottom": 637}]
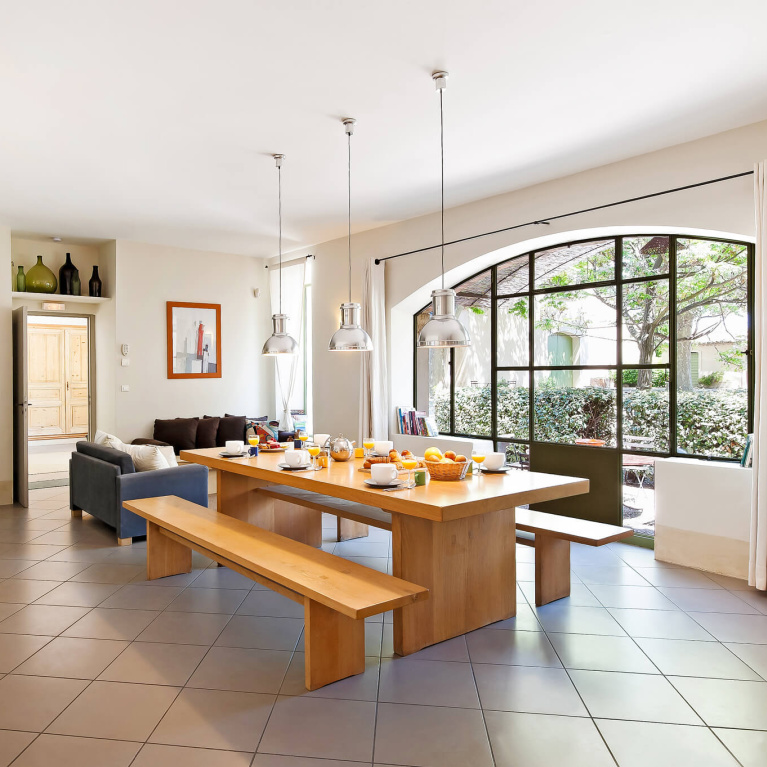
[
  {"left": 26, "top": 256, "right": 57, "bottom": 293},
  {"left": 16, "top": 265, "right": 26, "bottom": 292}
]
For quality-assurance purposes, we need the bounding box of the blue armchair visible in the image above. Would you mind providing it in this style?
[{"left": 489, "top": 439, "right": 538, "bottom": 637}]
[{"left": 69, "top": 441, "right": 209, "bottom": 544}]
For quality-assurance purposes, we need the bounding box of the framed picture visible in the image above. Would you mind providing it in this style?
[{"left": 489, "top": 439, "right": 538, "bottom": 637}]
[{"left": 166, "top": 302, "right": 221, "bottom": 379}]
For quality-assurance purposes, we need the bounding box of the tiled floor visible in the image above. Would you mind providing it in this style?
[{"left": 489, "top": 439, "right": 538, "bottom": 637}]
[{"left": 0, "top": 489, "right": 765, "bottom": 765}]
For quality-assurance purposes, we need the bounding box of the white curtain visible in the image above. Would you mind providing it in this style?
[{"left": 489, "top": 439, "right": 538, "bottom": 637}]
[
  {"left": 750, "top": 160, "right": 767, "bottom": 591},
  {"left": 359, "top": 257, "right": 389, "bottom": 442},
  {"left": 269, "top": 260, "right": 306, "bottom": 432}
]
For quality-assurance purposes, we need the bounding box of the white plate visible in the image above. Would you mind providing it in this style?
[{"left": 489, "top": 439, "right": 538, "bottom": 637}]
[
  {"left": 278, "top": 462, "right": 312, "bottom": 471},
  {"left": 364, "top": 478, "right": 403, "bottom": 489},
  {"left": 219, "top": 451, "right": 248, "bottom": 458}
]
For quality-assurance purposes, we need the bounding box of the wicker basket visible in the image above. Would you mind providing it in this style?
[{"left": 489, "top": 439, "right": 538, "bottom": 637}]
[{"left": 425, "top": 459, "right": 470, "bottom": 481}]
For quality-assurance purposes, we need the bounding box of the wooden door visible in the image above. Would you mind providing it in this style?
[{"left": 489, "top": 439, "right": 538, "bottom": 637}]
[
  {"left": 65, "top": 328, "right": 89, "bottom": 435},
  {"left": 28, "top": 327, "right": 65, "bottom": 437}
]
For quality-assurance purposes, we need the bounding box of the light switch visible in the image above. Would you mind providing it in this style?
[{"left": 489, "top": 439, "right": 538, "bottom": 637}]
[
  {"left": 121, "top": 385, "right": 130, "bottom": 392},
  {"left": 121, "top": 358, "right": 130, "bottom": 367}
]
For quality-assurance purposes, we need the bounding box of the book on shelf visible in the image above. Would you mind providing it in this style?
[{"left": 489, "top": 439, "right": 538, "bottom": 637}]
[{"left": 395, "top": 407, "right": 439, "bottom": 437}]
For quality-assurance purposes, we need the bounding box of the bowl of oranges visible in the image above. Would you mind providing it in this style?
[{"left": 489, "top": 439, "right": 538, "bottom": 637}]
[{"left": 423, "top": 447, "right": 470, "bottom": 481}]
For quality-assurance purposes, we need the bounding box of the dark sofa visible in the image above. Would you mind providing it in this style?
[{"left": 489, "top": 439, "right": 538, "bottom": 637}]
[{"left": 69, "top": 441, "right": 209, "bottom": 544}]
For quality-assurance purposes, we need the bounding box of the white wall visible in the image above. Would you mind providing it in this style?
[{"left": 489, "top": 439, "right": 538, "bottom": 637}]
[
  {"left": 0, "top": 227, "right": 12, "bottom": 503},
  {"left": 113, "top": 241, "right": 273, "bottom": 439},
  {"left": 281, "top": 118, "right": 765, "bottom": 441}
]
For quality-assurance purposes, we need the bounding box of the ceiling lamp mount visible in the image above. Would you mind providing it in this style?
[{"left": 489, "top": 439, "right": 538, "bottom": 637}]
[
  {"left": 262, "top": 153, "right": 299, "bottom": 356},
  {"left": 417, "top": 70, "right": 471, "bottom": 349},
  {"left": 328, "top": 117, "right": 373, "bottom": 352}
]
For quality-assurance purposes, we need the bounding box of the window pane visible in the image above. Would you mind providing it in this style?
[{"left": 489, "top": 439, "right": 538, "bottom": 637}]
[
  {"left": 499, "top": 439, "right": 530, "bottom": 470},
  {"left": 498, "top": 297, "right": 529, "bottom": 366},
  {"left": 676, "top": 239, "right": 749, "bottom": 458},
  {"left": 497, "top": 371, "right": 530, "bottom": 440},
  {"left": 622, "top": 236, "right": 670, "bottom": 279},
  {"left": 623, "top": 455, "right": 656, "bottom": 536},
  {"left": 622, "top": 369, "right": 669, "bottom": 452},
  {"left": 415, "top": 306, "right": 451, "bottom": 432},
  {"left": 455, "top": 269, "right": 491, "bottom": 312},
  {"left": 621, "top": 279, "right": 670, "bottom": 366},
  {"left": 497, "top": 254, "right": 529, "bottom": 295},
  {"left": 453, "top": 305, "right": 492, "bottom": 436},
  {"left": 534, "top": 287, "right": 617, "bottom": 367},
  {"left": 533, "top": 370, "right": 616, "bottom": 446},
  {"left": 534, "top": 239, "right": 614, "bottom": 288}
]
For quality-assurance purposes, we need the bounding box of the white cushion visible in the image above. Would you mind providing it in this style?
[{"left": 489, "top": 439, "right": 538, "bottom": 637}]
[
  {"left": 103, "top": 435, "right": 169, "bottom": 472},
  {"left": 158, "top": 445, "right": 178, "bottom": 468}
]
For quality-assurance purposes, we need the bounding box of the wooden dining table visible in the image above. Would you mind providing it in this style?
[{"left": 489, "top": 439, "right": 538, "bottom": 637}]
[{"left": 179, "top": 448, "right": 589, "bottom": 655}]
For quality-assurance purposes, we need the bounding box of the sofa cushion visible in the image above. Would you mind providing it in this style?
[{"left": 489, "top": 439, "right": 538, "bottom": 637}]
[
  {"left": 196, "top": 417, "right": 220, "bottom": 449},
  {"left": 153, "top": 418, "right": 199, "bottom": 454},
  {"left": 216, "top": 415, "right": 247, "bottom": 447},
  {"left": 104, "top": 439, "right": 169, "bottom": 472},
  {"left": 76, "top": 441, "right": 135, "bottom": 475}
]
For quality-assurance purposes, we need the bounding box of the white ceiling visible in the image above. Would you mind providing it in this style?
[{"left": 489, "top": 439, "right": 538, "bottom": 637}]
[{"left": 1, "top": 0, "right": 766, "bottom": 257}]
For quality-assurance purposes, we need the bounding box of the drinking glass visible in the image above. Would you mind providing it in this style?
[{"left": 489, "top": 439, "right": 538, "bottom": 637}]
[
  {"left": 297, "top": 430, "right": 309, "bottom": 445},
  {"left": 363, "top": 437, "right": 375, "bottom": 457},
  {"left": 401, "top": 457, "right": 418, "bottom": 488},
  {"left": 248, "top": 434, "right": 259, "bottom": 456},
  {"left": 472, "top": 452, "right": 486, "bottom": 477},
  {"left": 307, "top": 443, "right": 321, "bottom": 471}
]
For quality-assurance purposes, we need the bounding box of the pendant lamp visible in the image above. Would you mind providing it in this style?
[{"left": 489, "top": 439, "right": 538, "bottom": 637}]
[
  {"left": 417, "top": 71, "right": 471, "bottom": 349},
  {"left": 262, "top": 154, "right": 299, "bottom": 356},
  {"left": 328, "top": 118, "right": 374, "bottom": 352}
]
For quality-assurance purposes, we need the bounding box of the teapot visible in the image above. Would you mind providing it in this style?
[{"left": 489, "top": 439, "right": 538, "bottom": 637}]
[{"left": 325, "top": 434, "right": 355, "bottom": 462}]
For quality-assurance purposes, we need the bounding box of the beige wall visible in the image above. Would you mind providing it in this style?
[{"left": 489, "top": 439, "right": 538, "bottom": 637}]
[
  {"left": 283, "top": 118, "right": 766, "bottom": 441},
  {"left": 0, "top": 228, "right": 12, "bottom": 503}
]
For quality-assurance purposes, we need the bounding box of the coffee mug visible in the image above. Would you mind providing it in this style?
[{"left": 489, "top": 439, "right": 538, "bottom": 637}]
[
  {"left": 373, "top": 440, "right": 394, "bottom": 455},
  {"left": 285, "top": 449, "right": 309, "bottom": 467},
  {"left": 483, "top": 452, "right": 506, "bottom": 471},
  {"left": 225, "top": 440, "right": 245, "bottom": 455},
  {"left": 371, "top": 463, "right": 398, "bottom": 484}
]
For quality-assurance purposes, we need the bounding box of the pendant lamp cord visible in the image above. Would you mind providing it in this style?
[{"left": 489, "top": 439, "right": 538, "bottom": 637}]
[
  {"left": 278, "top": 162, "right": 283, "bottom": 315},
  {"left": 440, "top": 86, "right": 445, "bottom": 290},
  {"left": 347, "top": 130, "right": 352, "bottom": 304}
]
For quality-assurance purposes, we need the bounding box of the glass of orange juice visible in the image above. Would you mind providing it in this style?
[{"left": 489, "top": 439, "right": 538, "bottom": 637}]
[
  {"left": 472, "top": 451, "right": 486, "bottom": 477},
  {"left": 248, "top": 434, "right": 259, "bottom": 456},
  {"left": 401, "top": 457, "right": 418, "bottom": 487},
  {"left": 363, "top": 437, "right": 375, "bottom": 457},
  {"left": 307, "top": 443, "right": 321, "bottom": 470},
  {"left": 297, "top": 430, "right": 308, "bottom": 443}
]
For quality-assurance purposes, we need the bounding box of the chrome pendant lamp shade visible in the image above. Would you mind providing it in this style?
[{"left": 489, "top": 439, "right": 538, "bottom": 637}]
[
  {"left": 328, "top": 118, "right": 373, "bottom": 352},
  {"left": 262, "top": 154, "right": 299, "bottom": 356},
  {"left": 417, "top": 72, "right": 470, "bottom": 349}
]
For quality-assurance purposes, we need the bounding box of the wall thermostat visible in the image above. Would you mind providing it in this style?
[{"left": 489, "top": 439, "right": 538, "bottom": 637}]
[{"left": 121, "top": 344, "right": 129, "bottom": 356}]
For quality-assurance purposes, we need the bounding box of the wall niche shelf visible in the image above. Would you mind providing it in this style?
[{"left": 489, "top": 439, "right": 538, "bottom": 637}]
[{"left": 11, "top": 292, "right": 110, "bottom": 305}]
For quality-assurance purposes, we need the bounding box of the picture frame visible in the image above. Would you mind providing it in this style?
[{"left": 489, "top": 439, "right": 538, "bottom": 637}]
[{"left": 166, "top": 301, "right": 222, "bottom": 379}]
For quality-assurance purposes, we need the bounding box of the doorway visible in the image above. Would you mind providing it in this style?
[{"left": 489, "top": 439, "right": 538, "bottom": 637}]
[{"left": 13, "top": 308, "right": 95, "bottom": 503}]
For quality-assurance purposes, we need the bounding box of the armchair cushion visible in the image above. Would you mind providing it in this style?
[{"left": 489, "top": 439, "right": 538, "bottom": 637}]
[{"left": 76, "top": 441, "right": 135, "bottom": 475}]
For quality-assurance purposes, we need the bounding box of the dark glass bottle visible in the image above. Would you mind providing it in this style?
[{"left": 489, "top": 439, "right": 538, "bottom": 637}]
[
  {"left": 59, "top": 253, "right": 77, "bottom": 295},
  {"left": 88, "top": 266, "right": 102, "bottom": 297}
]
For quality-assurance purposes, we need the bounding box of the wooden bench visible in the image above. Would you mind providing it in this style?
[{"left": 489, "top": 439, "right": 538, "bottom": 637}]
[
  {"left": 260, "top": 487, "right": 632, "bottom": 607},
  {"left": 123, "top": 495, "right": 427, "bottom": 690}
]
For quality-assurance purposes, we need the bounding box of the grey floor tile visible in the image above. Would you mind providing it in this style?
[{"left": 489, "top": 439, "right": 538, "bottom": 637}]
[
  {"left": 150, "top": 688, "right": 274, "bottom": 751},
  {"left": 0, "top": 544, "right": 67, "bottom": 560},
  {"left": 99, "top": 641, "right": 207, "bottom": 685},
  {"left": 713, "top": 728, "right": 767, "bottom": 767},
  {"left": 0, "top": 579, "right": 60, "bottom": 603},
  {"left": 0, "top": 560, "right": 37, "bottom": 578},
  {"left": 62, "top": 607, "right": 159, "bottom": 640},
  {"left": 11, "top": 734, "right": 141, "bottom": 767},
  {"left": 378, "top": 658, "right": 480, "bottom": 708},
  {"left": 633, "top": 567, "right": 722, "bottom": 589},
  {"left": 34, "top": 581, "right": 121, "bottom": 607},
  {"left": 570, "top": 546, "right": 625, "bottom": 567},
  {"left": 569, "top": 669, "right": 702, "bottom": 724},
  {"left": 236, "top": 590, "right": 305, "bottom": 618},
  {"left": 519, "top": 581, "right": 602, "bottom": 607},
  {"left": 167, "top": 588, "right": 249, "bottom": 615},
  {"left": 280, "top": 653, "right": 380, "bottom": 701},
  {"left": 14, "top": 636, "right": 129, "bottom": 679},
  {"left": 588, "top": 585, "right": 679, "bottom": 610},
  {"left": 729, "top": 589, "right": 767, "bottom": 615},
  {"left": 136, "top": 610, "right": 232, "bottom": 645},
  {"left": 99, "top": 584, "right": 183, "bottom": 610},
  {"left": 0, "top": 633, "right": 52, "bottom": 672},
  {"left": 133, "top": 744, "right": 254, "bottom": 767},
  {"left": 12, "top": 561, "right": 90, "bottom": 581},
  {"left": 636, "top": 637, "right": 762, "bottom": 680},
  {"left": 669, "top": 676, "right": 767, "bottom": 729},
  {"left": 129, "top": 568, "right": 206, "bottom": 587},
  {"left": 0, "top": 729, "right": 36, "bottom": 766},
  {"left": 607, "top": 607, "right": 715, "bottom": 640},
  {"left": 486, "top": 710, "right": 615, "bottom": 767},
  {"left": 597, "top": 719, "right": 739, "bottom": 767},
  {"left": 190, "top": 566, "right": 255, "bottom": 590},
  {"left": 214, "top": 615, "right": 303, "bottom": 651},
  {"left": 689, "top": 612, "right": 767, "bottom": 643},
  {"left": 723, "top": 642, "right": 767, "bottom": 680},
  {"left": 485, "top": 602, "right": 542, "bottom": 632},
  {"left": 374, "top": 702, "right": 492, "bottom": 767},
  {"left": 535, "top": 604, "right": 626, "bottom": 636},
  {"left": 70, "top": 563, "right": 145, "bottom": 584},
  {"left": 0, "top": 604, "right": 90, "bottom": 635},
  {"left": 0, "top": 674, "right": 88, "bottom": 731},
  {"left": 47, "top": 680, "right": 179, "bottom": 741},
  {"left": 549, "top": 633, "right": 659, "bottom": 673},
  {"left": 660, "top": 588, "right": 759, "bottom": 614},
  {"left": 332, "top": 539, "right": 390, "bottom": 558},
  {"left": 474, "top": 663, "right": 587, "bottom": 716},
  {"left": 253, "top": 757, "right": 367, "bottom": 767},
  {"left": 704, "top": 573, "right": 755, "bottom": 590},
  {"left": 572, "top": 566, "right": 650, "bottom": 586},
  {"left": 466, "top": 627, "right": 562, "bottom": 667},
  {"left": 187, "top": 646, "right": 292, "bottom": 694},
  {"left": 391, "top": 634, "right": 470, "bottom": 662}
]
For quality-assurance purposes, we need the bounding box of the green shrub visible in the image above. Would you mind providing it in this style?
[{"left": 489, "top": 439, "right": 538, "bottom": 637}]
[{"left": 698, "top": 370, "right": 723, "bottom": 389}]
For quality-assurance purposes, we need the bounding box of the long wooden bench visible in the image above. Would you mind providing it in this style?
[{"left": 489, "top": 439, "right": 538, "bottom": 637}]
[
  {"left": 260, "top": 486, "right": 632, "bottom": 607},
  {"left": 123, "top": 495, "right": 428, "bottom": 690}
]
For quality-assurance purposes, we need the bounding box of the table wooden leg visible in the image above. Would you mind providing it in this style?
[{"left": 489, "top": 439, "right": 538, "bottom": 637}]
[
  {"left": 147, "top": 522, "right": 192, "bottom": 580},
  {"left": 534, "top": 535, "right": 571, "bottom": 606},
  {"left": 337, "top": 518, "right": 370, "bottom": 541},
  {"left": 391, "top": 507, "right": 516, "bottom": 656},
  {"left": 216, "top": 470, "right": 322, "bottom": 547}
]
